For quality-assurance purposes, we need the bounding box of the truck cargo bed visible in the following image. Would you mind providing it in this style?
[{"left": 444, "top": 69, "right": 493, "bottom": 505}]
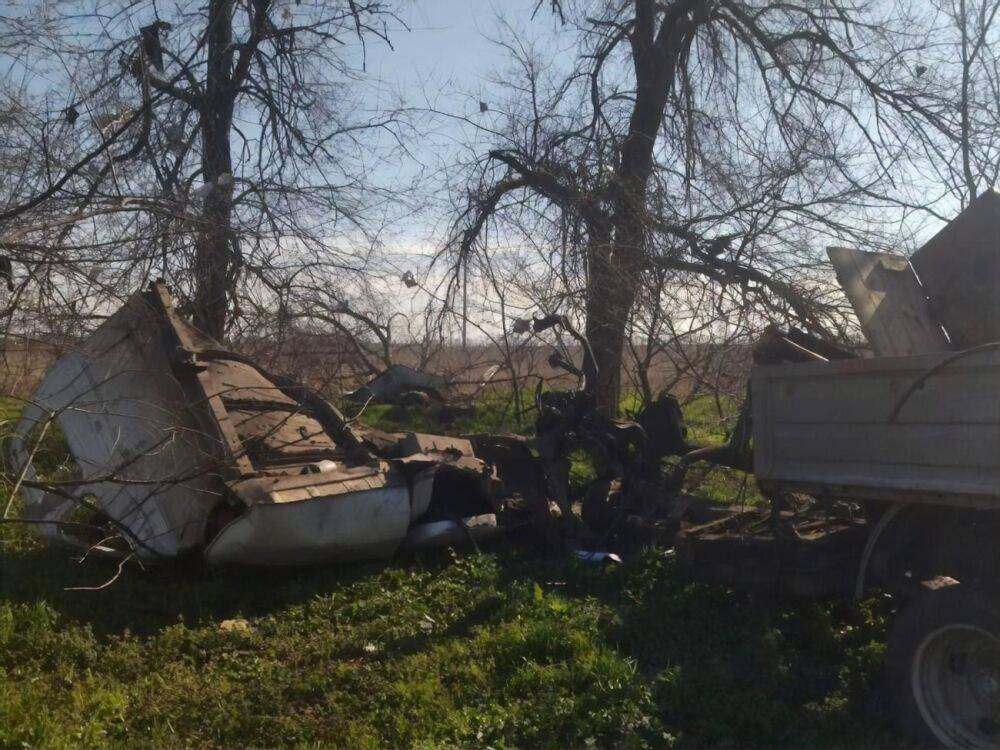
[{"left": 752, "top": 350, "right": 1000, "bottom": 509}]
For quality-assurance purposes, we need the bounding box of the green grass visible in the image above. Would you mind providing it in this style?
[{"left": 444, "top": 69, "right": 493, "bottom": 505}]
[
  {"left": 354, "top": 392, "right": 535, "bottom": 436},
  {"left": 0, "top": 394, "right": 909, "bottom": 748},
  {"left": 0, "top": 544, "right": 906, "bottom": 748},
  {"left": 676, "top": 394, "right": 767, "bottom": 509}
]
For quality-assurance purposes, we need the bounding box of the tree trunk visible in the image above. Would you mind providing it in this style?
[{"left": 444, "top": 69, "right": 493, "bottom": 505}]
[
  {"left": 585, "top": 237, "right": 639, "bottom": 417},
  {"left": 193, "top": 0, "right": 235, "bottom": 340},
  {"left": 582, "top": 0, "right": 704, "bottom": 417}
]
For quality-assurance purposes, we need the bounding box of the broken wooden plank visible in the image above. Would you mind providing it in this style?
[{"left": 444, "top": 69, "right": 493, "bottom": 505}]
[
  {"left": 827, "top": 246, "right": 950, "bottom": 357},
  {"left": 911, "top": 188, "right": 1000, "bottom": 349}
]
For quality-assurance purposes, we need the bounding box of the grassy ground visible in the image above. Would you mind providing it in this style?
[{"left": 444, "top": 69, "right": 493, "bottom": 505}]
[{"left": 0, "top": 395, "right": 909, "bottom": 749}]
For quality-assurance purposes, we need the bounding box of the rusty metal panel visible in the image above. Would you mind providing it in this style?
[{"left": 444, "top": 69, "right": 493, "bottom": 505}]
[
  {"left": 827, "top": 246, "right": 950, "bottom": 357},
  {"left": 227, "top": 408, "right": 338, "bottom": 460},
  {"left": 202, "top": 360, "right": 299, "bottom": 405},
  {"left": 752, "top": 350, "right": 1000, "bottom": 508},
  {"left": 227, "top": 464, "right": 389, "bottom": 504},
  {"left": 911, "top": 189, "right": 1000, "bottom": 349}
]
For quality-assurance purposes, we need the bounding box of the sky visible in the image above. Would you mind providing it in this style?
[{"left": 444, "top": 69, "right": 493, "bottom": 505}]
[
  {"left": 348, "top": 0, "right": 557, "bottom": 156},
  {"left": 360, "top": 1, "right": 545, "bottom": 210},
  {"left": 334, "top": 1, "right": 566, "bottom": 324},
  {"left": 352, "top": 0, "right": 565, "bottom": 226},
  {"left": 0, "top": 0, "right": 982, "bottom": 337},
  {"left": 364, "top": 1, "right": 544, "bottom": 95},
  {"left": 0, "top": 0, "right": 564, "bottom": 333}
]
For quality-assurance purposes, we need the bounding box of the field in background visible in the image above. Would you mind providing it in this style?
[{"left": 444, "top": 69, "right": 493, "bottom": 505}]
[
  {"left": 0, "top": 397, "right": 907, "bottom": 748},
  {"left": 0, "top": 332, "right": 751, "bottom": 406}
]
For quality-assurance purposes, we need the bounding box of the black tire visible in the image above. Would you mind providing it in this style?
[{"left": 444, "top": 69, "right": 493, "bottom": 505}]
[{"left": 885, "top": 584, "right": 1000, "bottom": 748}]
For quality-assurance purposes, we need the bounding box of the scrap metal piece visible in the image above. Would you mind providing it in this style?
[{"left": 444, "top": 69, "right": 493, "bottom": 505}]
[
  {"left": 912, "top": 188, "right": 1000, "bottom": 349},
  {"left": 828, "top": 246, "right": 950, "bottom": 357},
  {"left": 573, "top": 550, "right": 622, "bottom": 565},
  {"left": 753, "top": 325, "right": 855, "bottom": 365},
  {"left": 11, "top": 290, "right": 221, "bottom": 558},
  {"left": 207, "top": 466, "right": 413, "bottom": 566},
  {"left": 346, "top": 364, "right": 448, "bottom": 405},
  {"left": 400, "top": 513, "right": 500, "bottom": 551}
]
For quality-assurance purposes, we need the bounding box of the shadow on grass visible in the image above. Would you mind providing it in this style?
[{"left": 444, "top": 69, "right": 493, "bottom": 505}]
[
  {"left": 0, "top": 526, "right": 550, "bottom": 640},
  {"left": 0, "top": 543, "right": 397, "bottom": 638},
  {"left": 1, "top": 536, "right": 910, "bottom": 748},
  {"left": 476, "top": 546, "right": 909, "bottom": 748}
]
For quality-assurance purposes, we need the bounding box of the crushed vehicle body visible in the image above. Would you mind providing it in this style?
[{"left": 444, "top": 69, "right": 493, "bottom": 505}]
[{"left": 10, "top": 283, "right": 501, "bottom": 565}]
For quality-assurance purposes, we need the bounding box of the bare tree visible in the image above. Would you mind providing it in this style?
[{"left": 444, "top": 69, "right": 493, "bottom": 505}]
[
  {"left": 449, "top": 0, "right": 983, "bottom": 416},
  {"left": 0, "top": 0, "right": 407, "bottom": 341},
  {"left": 894, "top": 0, "right": 1000, "bottom": 209}
]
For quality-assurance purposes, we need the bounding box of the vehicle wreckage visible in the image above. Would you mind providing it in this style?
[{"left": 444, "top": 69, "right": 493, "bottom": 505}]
[
  {"left": 13, "top": 191, "right": 1000, "bottom": 747},
  {"left": 9, "top": 281, "right": 713, "bottom": 566},
  {"left": 10, "top": 283, "right": 504, "bottom": 565}
]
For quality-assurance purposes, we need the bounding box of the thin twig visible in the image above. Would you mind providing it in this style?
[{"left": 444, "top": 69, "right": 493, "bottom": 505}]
[
  {"left": 4, "top": 419, "right": 51, "bottom": 519},
  {"left": 343, "top": 394, "right": 374, "bottom": 427},
  {"left": 64, "top": 552, "right": 136, "bottom": 591}
]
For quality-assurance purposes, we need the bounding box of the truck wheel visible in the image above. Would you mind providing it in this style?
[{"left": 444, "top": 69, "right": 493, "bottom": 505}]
[{"left": 885, "top": 584, "right": 1000, "bottom": 748}]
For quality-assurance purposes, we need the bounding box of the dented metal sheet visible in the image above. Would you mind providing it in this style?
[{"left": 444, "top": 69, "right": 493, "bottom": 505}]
[
  {"left": 346, "top": 364, "right": 448, "bottom": 404},
  {"left": 11, "top": 292, "right": 221, "bottom": 558},
  {"left": 205, "top": 479, "right": 412, "bottom": 566},
  {"left": 226, "top": 465, "right": 390, "bottom": 505},
  {"left": 400, "top": 513, "right": 501, "bottom": 551},
  {"left": 10, "top": 283, "right": 503, "bottom": 565},
  {"left": 827, "top": 246, "right": 950, "bottom": 357}
]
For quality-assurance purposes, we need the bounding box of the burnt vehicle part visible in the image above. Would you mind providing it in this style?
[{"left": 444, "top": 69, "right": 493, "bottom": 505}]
[
  {"left": 10, "top": 283, "right": 501, "bottom": 565},
  {"left": 478, "top": 313, "right": 705, "bottom": 552},
  {"left": 751, "top": 324, "right": 856, "bottom": 365}
]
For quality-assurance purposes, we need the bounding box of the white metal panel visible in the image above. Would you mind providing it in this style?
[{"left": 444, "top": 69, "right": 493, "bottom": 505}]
[
  {"left": 827, "top": 246, "right": 950, "bottom": 356},
  {"left": 11, "top": 297, "right": 221, "bottom": 559},
  {"left": 203, "top": 484, "right": 411, "bottom": 566}
]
